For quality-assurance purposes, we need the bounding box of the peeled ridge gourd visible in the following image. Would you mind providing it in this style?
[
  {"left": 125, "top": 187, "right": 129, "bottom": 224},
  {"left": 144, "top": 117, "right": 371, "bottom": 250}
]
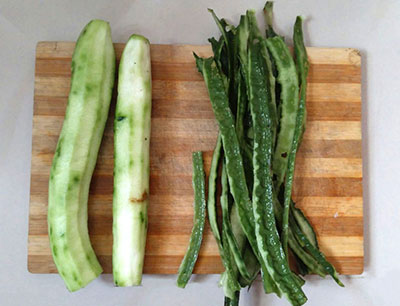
[
  {"left": 113, "top": 34, "right": 152, "bottom": 286},
  {"left": 48, "top": 20, "right": 116, "bottom": 292}
]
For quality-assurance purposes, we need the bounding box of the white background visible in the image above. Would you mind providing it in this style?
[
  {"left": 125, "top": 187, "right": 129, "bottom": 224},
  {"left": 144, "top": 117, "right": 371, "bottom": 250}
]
[{"left": 1, "top": 0, "right": 399, "bottom": 305}]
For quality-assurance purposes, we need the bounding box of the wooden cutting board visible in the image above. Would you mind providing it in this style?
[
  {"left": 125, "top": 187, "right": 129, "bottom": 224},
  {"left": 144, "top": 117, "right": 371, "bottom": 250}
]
[{"left": 28, "top": 42, "right": 363, "bottom": 275}]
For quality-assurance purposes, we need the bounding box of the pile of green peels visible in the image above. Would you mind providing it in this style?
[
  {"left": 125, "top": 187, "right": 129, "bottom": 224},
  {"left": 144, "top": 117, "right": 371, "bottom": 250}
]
[{"left": 177, "top": 3, "right": 343, "bottom": 306}]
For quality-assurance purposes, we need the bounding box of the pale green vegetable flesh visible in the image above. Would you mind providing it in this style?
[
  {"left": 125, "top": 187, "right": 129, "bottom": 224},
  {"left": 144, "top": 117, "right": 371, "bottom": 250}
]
[
  {"left": 113, "top": 34, "right": 152, "bottom": 287},
  {"left": 48, "top": 20, "right": 116, "bottom": 292}
]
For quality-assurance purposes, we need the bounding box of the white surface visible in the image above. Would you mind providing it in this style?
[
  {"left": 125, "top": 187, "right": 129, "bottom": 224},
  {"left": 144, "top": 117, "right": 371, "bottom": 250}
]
[{"left": 0, "top": 0, "right": 399, "bottom": 305}]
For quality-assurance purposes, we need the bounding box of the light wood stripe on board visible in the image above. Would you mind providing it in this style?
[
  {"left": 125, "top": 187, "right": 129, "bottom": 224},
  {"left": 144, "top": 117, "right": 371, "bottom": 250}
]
[
  {"left": 30, "top": 195, "right": 363, "bottom": 218},
  {"left": 28, "top": 235, "right": 363, "bottom": 258},
  {"left": 35, "top": 42, "right": 361, "bottom": 65}
]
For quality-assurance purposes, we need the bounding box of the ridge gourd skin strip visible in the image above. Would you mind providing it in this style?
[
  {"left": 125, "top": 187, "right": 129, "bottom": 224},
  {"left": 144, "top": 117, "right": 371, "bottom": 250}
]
[
  {"left": 176, "top": 152, "right": 207, "bottom": 288},
  {"left": 196, "top": 54, "right": 287, "bottom": 296},
  {"left": 248, "top": 39, "right": 306, "bottom": 305}
]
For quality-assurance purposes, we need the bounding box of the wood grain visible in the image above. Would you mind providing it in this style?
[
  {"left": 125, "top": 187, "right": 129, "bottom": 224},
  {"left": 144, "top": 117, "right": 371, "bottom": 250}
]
[{"left": 28, "top": 42, "right": 363, "bottom": 275}]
